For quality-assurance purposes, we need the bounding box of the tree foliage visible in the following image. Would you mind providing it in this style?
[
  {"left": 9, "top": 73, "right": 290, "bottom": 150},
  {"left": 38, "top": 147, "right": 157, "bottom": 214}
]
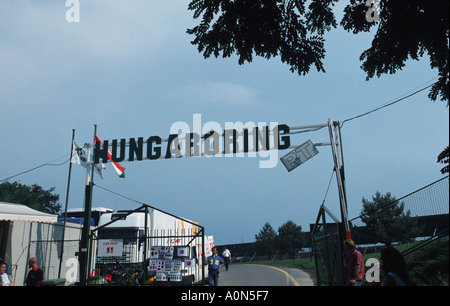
[
  {"left": 437, "top": 145, "right": 449, "bottom": 175},
  {"left": 187, "top": 0, "right": 449, "bottom": 103},
  {"left": 359, "top": 191, "right": 421, "bottom": 246},
  {"left": 276, "top": 220, "right": 305, "bottom": 256},
  {"left": 255, "top": 222, "right": 277, "bottom": 255},
  {"left": 187, "top": 0, "right": 330, "bottom": 76},
  {"left": 0, "top": 181, "right": 61, "bottom": 215},
  {"left": 255, "top": 220, "right": 305, "bottom": 256},
  {"left": 406, "top": 238, "right": 449, "bottom": 286},
  {"left": 341, "top": 0, "right": 449, "bottom": 103}
]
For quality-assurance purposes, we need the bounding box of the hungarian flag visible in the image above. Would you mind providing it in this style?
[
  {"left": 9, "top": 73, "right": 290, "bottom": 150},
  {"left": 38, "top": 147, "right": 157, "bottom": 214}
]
[{"left": 95, "top": 135, "right": 126, "bottom": 178}]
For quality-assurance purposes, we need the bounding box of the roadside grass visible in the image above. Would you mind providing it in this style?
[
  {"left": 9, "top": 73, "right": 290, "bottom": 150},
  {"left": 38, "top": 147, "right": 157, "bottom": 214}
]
[{"left": 247, "top": 257, "right": 317, "bottom": 285}]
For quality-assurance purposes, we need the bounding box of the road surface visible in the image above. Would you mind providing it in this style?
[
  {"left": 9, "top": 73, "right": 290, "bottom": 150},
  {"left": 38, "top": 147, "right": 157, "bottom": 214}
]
[{"left": 217, "top": 264, "right": 314, "bottom": 286}]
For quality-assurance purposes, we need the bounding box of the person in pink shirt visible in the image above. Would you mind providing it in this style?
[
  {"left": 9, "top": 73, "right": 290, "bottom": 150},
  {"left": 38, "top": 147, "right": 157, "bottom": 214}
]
[{"left": 343, "top": 239, "right": 365, "bottom": 286}]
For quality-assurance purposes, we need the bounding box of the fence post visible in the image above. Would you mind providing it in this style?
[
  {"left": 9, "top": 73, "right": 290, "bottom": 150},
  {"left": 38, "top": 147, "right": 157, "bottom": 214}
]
[
  {"left": 143, "top": 205, "right": 148, "bottom": 285},
  {"left": 202, "top": 228, "right": 205, "bottom": 286},
  {"left": 328, "top": 119, "right": 351, "bottom": 240},
  {"left": 271, "top": 250, "right": 279, "bottom": 261}
]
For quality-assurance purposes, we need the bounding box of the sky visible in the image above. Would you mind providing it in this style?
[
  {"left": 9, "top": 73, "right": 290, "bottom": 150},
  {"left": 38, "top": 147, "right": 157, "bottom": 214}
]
[{"left": 0, "top": 1, "right": 448, "bottom": 245}]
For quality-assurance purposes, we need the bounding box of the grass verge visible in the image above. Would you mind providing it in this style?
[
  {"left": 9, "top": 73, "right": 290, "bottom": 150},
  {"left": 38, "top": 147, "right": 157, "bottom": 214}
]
[{"left": 247, "top": 257, "right": 317, "bottom": 285}]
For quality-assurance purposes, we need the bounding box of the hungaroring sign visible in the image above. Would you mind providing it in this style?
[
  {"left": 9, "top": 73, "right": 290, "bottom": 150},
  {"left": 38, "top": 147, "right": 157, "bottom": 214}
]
[
  {"left": 93, "top": 123, "right": 292, "bottom": 165},
  {"left": 87, "top": 118, "right": 351, "bottom": 240},
  {"left": 280, "top": 140, "right": 319, "bottom": 172}
]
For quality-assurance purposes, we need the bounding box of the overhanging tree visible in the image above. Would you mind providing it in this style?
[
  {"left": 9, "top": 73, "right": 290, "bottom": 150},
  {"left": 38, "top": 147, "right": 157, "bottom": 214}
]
[
  {"left": 437, "top": 145, "right": 449, "bottom": 174},
  {"left": 187, "top": 0, "right": 449, "bottom": 170},
  {"left": 0, "top": 181, "right": 61, "bottom": 215},
  {"left": 187, "top": 0, "right": 448, "bottom": 103},
  {"left": 342, "top": 0, "right": 449, "bottom": 103}
]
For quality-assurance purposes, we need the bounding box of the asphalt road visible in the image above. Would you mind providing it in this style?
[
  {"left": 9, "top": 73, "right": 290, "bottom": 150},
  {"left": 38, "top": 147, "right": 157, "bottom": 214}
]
[{"left": 217, "top": 264, "right": 314, "bottom": 286}]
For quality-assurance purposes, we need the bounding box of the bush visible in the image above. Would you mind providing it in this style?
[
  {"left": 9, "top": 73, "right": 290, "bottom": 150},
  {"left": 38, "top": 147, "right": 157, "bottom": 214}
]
[{"left": 405, "top": 238, "right": 449, "bottom": 286}]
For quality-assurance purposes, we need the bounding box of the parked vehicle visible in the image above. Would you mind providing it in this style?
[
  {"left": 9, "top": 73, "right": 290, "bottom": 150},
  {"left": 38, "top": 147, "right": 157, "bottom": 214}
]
[
  {"left": 94, "top": 208, "right": 213, "bottom": 285},
  {"left": 58, "top": 207, "right": 113, "bottom": 226}
]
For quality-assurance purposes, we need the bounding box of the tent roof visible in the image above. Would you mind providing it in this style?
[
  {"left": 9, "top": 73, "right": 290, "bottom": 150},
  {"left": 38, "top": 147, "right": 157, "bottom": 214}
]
[{"left": 0, "top": 202, "right": 57, "bottom": 223}]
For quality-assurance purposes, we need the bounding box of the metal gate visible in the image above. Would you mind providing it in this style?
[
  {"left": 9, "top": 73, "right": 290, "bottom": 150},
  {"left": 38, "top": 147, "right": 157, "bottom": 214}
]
[
  {"left": 311, "top": 204, "right": 346, "bottom": 286},
  {"left": 88, "top": 205, "right": 208, "bottom": 286}
]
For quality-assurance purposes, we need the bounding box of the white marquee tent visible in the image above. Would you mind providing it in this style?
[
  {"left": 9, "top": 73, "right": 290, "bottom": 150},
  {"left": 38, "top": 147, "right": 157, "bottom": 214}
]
[{"left": 0, "top": 201, "right": 57, "bottom": 223}]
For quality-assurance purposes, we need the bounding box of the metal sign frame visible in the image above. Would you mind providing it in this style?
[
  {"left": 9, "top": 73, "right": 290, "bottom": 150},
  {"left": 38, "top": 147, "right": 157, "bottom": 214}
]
[{"left": 75, "top": 119, "right": 352, "bottom": 285}]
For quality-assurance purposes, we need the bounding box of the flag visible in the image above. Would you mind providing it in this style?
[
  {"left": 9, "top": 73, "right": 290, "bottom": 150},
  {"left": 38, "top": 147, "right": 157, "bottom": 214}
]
[
  {"left": 71, "top": 140, "right": 105, "bottom": 179},
  {"left": 94, "top": 135, "right": 126, "bottom": 178},
  {"left": 70, "top": 141, "right": 84, "bottom": 165}
]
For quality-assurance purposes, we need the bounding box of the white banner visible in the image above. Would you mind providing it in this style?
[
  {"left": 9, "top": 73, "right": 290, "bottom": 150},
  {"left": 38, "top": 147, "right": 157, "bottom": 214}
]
[{"left": 97, "top": 239, "right": 123, "bottom": 257}]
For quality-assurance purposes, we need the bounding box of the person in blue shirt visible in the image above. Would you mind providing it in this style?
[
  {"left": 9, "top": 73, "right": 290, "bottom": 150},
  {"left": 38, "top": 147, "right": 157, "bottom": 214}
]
[{"left": 205, "top": 247, "right": 225, "bottom": 286}]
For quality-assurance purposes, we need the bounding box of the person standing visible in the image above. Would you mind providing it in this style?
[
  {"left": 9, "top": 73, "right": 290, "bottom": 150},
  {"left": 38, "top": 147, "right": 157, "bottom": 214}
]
[
  {"left": 222, "top": 248, "right": 231, "bottom": 271},
  {"left": 380, "top": 246, "right": 411, "bottom": 286},
  {"left": 343, "top": 239, "right": 365, "bottom": 286},
  {"left": 205, "top": 247, "right": 225, "bottom": 286},
  {"left": 0, "top": 262, "right": 13, "bottom": 286},
  {"left": 25, "top": 257, "right": 43, "bottom": 286}
]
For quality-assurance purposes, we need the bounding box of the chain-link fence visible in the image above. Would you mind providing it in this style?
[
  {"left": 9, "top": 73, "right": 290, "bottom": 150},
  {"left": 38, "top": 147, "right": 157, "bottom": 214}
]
[
  {"left": 311, "top": 205, "right": 346, "bottom": 285},
  {"left": 350, "top": 176, "right": 449, "bottom": 253},
  {"left": 312, "top": 176, "right": 449, "bottom": 286}
]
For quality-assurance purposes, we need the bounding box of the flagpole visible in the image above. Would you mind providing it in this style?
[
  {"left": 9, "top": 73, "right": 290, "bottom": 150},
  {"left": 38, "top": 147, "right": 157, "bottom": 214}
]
[
  {"left": 91, "top": 124, "right": 97, "bottom": 183},
  {"left": 87, "top": 124, "right": 97, "bottom": 282},
  {"left": 79, "top": 124, "right": 97, "bottom": 285},
  {"left": 58, "top": 129, "right": 75, "bottom": 279}
]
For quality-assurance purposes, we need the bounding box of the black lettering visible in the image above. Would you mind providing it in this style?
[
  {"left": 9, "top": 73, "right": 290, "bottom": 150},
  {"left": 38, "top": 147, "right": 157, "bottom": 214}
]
[
  {"left": 165, "top": 134, "right": 181, "bottom": 158},
  {"left": 94, "top": 139, "right": 109, "bottom": 164},
  {"left": 203, "top": 131, "right": 219, "bottom": 156},
  {"left": 111, "top": 139, "right": 126, "bottom": 162},
  {"left": 256, "top": 126, "right": 269, "bottom": 151},
  {"left": 243, "top": 129, "right": 249, "bottom": 153},
  {"left": 147, "top": 136, "right": 161, "bottom": 160},
  {"left": 223, "top": 129, "right": 238, "bottom": 154},
  {"left": 185, "top": 133, "right": 200, "bottom": 157},
  {"left": 277, "top": 124, "right": 290, "bottom": 150},
  {"left": 129, "top": 137, "right": 143, "bottom": 161}
]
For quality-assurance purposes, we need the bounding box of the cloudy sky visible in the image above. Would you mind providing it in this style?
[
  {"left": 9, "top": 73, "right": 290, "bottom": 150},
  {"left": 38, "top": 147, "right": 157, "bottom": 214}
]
[{"left": 1, "top": 1, "right": 448, "bottom": 245}]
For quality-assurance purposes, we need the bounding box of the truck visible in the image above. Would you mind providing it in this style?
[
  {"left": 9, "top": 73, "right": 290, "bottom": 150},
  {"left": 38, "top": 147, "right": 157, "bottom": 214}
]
[
  {"left": 93, "top": 207, "right": 214, "bottom": 285},
  {"left": 58, "top": 207, "right": 113, "bottom": 226}
]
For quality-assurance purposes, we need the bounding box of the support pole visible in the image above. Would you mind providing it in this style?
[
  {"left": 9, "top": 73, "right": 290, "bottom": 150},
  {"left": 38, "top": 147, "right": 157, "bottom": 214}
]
[
  {"left": 328, "top": 119, "right": 351, "bottom": 240},
  {"left": 78, "top": 125, "right": 97, "bottom": 285},
  {"left": 202, "top": 229, "right": 205, "bottom": 286},
  {"left": 58, "top": 129, "right": 75, "bottom": 279},
  {"left": 143, "top": 205, "right": 149, "bottom": 285}
]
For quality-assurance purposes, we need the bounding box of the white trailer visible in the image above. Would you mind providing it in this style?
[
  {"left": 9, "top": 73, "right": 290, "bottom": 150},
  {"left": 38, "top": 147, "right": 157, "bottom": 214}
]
[{"left": 93, "top": 207, "right": 213, "bottom": 285}]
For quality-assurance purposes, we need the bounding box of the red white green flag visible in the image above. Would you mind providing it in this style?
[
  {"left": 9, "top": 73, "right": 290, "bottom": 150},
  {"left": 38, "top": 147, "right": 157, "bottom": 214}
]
[{"left": 95, "top": 135, "right": 126, "bottom": 178}]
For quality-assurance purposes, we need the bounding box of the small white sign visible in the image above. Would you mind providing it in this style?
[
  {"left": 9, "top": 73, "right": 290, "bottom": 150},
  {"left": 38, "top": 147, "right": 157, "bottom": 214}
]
[
  {"left": 173, "top": 259, "right": 182, "bottom": 272},
  {"left": 148, "top": 259, "right": 158, "bottom": 271},
  {"left": 185, "top": 259, "right": 195, "bottom": 268},
  {"left": 98, "top": 239, "right": 123, "bottom": 257},
  {"left": 169, "top": 272, "right": 182, "bottom": 282},
  {"left": 177, "top": 247, "right": 189, "bottom": 257},
  {"left": 280, "top": 140, "right": 319, "bottom": 172},
  {"left": 156, "top": 272, "right": 167, "bottom": 282},
  {"left": 150, "top": 246, "right": 159, "bottom": 259}
]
